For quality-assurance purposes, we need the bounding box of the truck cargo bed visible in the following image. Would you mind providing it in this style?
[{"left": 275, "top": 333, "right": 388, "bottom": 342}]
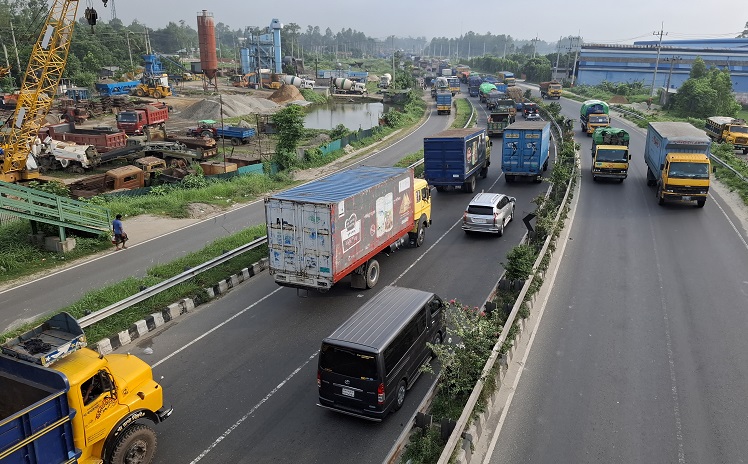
[{"left": 1, "top": 313, "right": 86, "bottom": 366}]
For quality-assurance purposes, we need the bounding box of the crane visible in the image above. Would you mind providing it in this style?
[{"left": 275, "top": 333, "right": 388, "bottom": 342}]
[{"left": 0, "top": 0, "right": 105, "bottom": 182}]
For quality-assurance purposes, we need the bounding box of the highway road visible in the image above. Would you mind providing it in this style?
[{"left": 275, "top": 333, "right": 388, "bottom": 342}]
[
  {"left": 484, "top": 87, "right": 748, "bottom": 463},
  {"left": 116, "top": 91, "right": 553, "bottom": 463}
]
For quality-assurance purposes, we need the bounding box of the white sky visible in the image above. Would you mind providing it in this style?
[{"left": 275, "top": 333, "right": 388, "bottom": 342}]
[{"left": 105, "top": 0, "right": 745, "bottom": 44}]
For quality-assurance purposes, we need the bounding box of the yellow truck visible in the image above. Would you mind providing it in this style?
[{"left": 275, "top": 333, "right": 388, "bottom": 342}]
[
  {"left": 704, "top": 116, "right": 748, "bottom": 154},
  {"left": 591, "top": 128, "right": 631, "bottom": 182},
  {"left": 645, "top": 122, "right": 712, "bottom": 207},
  {"left": 0, "top": 313, "right": 172, "bottom": 464}
]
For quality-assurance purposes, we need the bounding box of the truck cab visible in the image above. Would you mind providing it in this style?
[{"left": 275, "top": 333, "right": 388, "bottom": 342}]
[
  {"left": 591, "top": 128, "right": 631, "bottom": 182},
  {"left": 0, "top": 313, "right": 171, "bottom": 464},
  {"left": 704, "top": 116, "right": 748, "bottom": 154}
]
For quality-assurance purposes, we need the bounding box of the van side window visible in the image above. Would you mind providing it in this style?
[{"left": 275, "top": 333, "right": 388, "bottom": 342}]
[
  {"left": 429, "top": 297, "right": 444, "bottom": 316},
  {"left": 384, "top": 318, "right": 422, "bottom": 375}
]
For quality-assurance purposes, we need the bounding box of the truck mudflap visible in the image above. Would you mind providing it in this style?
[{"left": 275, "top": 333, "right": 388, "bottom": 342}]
[{"left": 156, "top": 406, "right": 173, "bottom": 422}]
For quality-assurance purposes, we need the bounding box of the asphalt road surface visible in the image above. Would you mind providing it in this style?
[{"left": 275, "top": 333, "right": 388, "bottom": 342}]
[{"left": 484, "top": 86, "right": 748, "bottom": 464}]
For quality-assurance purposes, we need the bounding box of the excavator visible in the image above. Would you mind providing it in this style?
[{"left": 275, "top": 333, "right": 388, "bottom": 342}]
[
  {"left": 0, "top": 0, "right": 108, "bottom": 182},
  {"left": 230, "top": 72, "right": 256, "bottom": 88}
]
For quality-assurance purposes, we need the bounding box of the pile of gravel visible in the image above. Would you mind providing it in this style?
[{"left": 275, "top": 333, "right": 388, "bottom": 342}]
[{"left": 178, "top": 95, "right": 281, "bottom": 121}]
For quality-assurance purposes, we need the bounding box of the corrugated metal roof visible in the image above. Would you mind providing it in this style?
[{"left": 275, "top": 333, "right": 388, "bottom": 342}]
[
  {"left": 269, "top": 166, "right": 408, "bottom": 204},
  {"left": 326, "top": 286, "right": 434, "bottom": 352}
]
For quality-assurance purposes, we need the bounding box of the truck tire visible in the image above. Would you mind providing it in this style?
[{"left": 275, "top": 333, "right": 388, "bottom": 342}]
[
  {"left": 201, "top": 131, "right": 213, "bottom": 138},
  {"left": 365, "top": 259, "right": 380, "bottom": 289},
  {"left": 230, "top": 138, "right": 241, "bottom": 146},
  {"left": 415, "top": 220, "right": 426, "bottom": 247},
  {"left": 242, "top": 138, "right": 250, "bottom": 144},
  {"left": 464, "top": 176, "right": 476, "bottom": 193},
  {"left": 646, "top": 167, "right": 657, "bottom": 186},
  {"left": 480, "top": 165, "right": 488, "bottom": 178},
  {"left": 153, "top": 90, "right": 162, "bottom": 99},
  {"left": 435, "top": 185, "right": 446, "bottom": 192},
  {"left": 543, "top": 159, "right": 549, "bottom": 171},
  {"left": 696, "top": 198, "right": 706, "bottom": 208},
  {"left": 109, "top": 424, "right": 157, "bottom": 464},
  {"left": 657, "top": 186, "right": 665, "bottom": 205}
]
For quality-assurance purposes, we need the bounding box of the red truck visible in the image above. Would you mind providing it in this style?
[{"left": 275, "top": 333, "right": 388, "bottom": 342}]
[
  {"left": 116, "top": 102, "right": 170, "bottom": 135},
  {"left": 42, "top": 122, "right": 127, "bottom": 153}
]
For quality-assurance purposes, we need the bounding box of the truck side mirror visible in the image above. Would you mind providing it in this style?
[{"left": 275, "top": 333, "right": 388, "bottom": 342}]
[{"left": 629, "top": 155, "right": 632, "bottom": 160}]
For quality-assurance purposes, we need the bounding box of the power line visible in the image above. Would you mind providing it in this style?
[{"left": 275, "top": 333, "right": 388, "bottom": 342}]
[{"left": 650, "top": 23, "right": 667, "bottom": 97}]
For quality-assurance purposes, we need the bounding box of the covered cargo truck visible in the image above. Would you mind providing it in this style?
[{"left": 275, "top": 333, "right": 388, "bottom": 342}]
[
  {"left": 0, "top": 313, "right": 172, "bottom": 464},
  {"left": 591, "top": 127, "right": 631, "bottom": 182},
  {"left": 502, "top": 121, "right": 551, "bottom": 183},
  {"left": 436, "top": 91, "right": 452, "bottom": 115},
  {"left": 580, "top": 100, "right": 610, "bottom": 135},
  {"left": 704, "top": 116, "right": 748, "bottom": 154},
  {"left": 539, "top": 80, "right": 562, "bottom": 99},
  {"left": 265, "top": 166, "right": 432, "bottom": 292},
  {"left": 468, "top": 75, "right": 482, "bottom": 97},
  {"left": 424, "top": 128, "right": 491, "bottom": 193},
  {"left": 644, "top": 122, "right": 712, "bottom": 207}
]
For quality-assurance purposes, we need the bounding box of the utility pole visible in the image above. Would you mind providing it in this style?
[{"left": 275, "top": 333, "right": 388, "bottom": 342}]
[
  {"left": 664, "top": 55, "right": 681, "bottom": 107},
  {"left": 570, "top": 35, "right": 581, "bottom": 86},
  {"left": 531, "top": 35, "right": 539, "bottom": 58},
  {"left": 125, "top": 30, "right": 133, "bottom": 68},
  {"left": 9, "top": 22, "right": 21, "bottom": 73},
  {"left": 650, "top": 23, "right": 667, "bottom": 97},
  {"left": 554, "top": 36, "right": 562, "bottom": 80},
  {"left": 483, "top": 41, "right": 486, "bottom": 57},
  {"left": 503, "top": 41, "right": 507, "bottom": 59}
]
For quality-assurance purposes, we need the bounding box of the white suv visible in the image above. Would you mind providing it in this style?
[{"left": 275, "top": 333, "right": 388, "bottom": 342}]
[{"left": 462, "top": 192, "right": 516, "bottom": 236}]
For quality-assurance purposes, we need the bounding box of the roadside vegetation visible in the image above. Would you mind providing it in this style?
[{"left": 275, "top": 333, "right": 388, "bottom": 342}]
[
  {"left": 402, "top": 105, "right": 578, "bottom": 463},
  {"left": 451, "top": 98, "right": 475, "bottom": 129}
]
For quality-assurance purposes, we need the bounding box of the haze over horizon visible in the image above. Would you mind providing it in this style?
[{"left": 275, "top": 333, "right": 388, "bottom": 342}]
[{"left": 109, "top": 0, "right": 745, "bottom": 46}]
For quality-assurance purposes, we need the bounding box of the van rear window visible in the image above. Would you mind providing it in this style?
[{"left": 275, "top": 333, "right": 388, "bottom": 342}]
[{"left": 319, "top": 344, "right": 378, "bottom": 380}]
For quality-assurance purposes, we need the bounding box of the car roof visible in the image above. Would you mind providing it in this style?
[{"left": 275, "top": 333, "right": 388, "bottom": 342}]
[{"left": 468, "top": 192, "right": 506, "bottom": 206}]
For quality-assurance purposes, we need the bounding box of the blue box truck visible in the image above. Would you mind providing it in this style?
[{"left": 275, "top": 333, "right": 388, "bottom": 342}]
[
  {"left": 436, "top": 91, "right": 452, "bottom": 115},
  {"left": 424, "top": 128, "right": 490, "bottom": 193},
  {"left": 502, "top": 121, "right": 551, "bottom": 183}
]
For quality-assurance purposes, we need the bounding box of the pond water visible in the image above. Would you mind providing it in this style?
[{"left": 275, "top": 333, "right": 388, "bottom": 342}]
[{"left": 303, "top": 101, "right": 385, "bottom": 131}]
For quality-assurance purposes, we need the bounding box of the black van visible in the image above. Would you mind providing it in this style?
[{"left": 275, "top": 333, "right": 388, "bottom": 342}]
[{"left": 317, "top": 286, "right": 446, "bottom": 421}]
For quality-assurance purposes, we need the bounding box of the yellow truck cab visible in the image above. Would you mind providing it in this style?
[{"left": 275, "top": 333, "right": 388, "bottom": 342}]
[
  {"left": 0, "top": 312, "right": 171, "bottom": 464},
  {"left": 410, "top": 178, "right": 432, "bottom": 246},
  {"left": 591, "top": 128, "right": 630, "bottom": 182},
  {"left": 704, "top": 116, "right": 748, "bottom": 154}
]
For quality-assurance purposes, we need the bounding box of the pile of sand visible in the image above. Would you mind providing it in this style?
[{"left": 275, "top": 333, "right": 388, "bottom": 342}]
[
  {"left": 268, "top": 85, "right": 305, "bottom": 104},
  {"left": 178, "top": 95, "right": 281, "bottom": 120},
  {"left": 609, "top": 95, "right": 629, "bottom": 104}
]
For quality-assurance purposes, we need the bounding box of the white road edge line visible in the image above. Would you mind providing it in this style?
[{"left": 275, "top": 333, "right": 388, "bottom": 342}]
[
  {"left": 709, "top": 192, "right": 748, "bottom": 252},
  {"left": 481, "top": 164, "right": 580, "bottom": 464}
]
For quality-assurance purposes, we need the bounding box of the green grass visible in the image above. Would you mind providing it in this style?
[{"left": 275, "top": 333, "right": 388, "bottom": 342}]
[
  {"left": 394, "top": 149, "right": 424, "bottom": 178},
  {"left": 0, "top": 225, "right": 269, "bottom": 345},
  {"left": 451, "top": 98, "right": 475, "bottom": 128}
]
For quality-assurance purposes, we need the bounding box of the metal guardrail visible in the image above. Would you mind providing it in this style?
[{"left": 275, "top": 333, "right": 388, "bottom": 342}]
[{"left": 78, "top": 236, "right": 268, "bottom": 328}]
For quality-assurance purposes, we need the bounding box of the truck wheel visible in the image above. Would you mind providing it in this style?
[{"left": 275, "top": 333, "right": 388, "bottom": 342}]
[
  {"left": 153, "top": 91, "right": 162, "bottom": 99},
  {"left": 136, "top": 89, "right": 145, "bottom": 97},
  {"left": 464, "top": 176, "right": 476, "bottom": 193},
  {"left": 109, "top": 424, "right": 157, "bottom": 464},
  {"left": 231, "top": 138, "right": 240, "bottom": 146},
  {"left": 646, "top": 167, "right": 656, "bottom": 186},
  {"left": 242, "top": 138, "right": 250, "bottom": 144},
  {"left": 543, "top": 159, "right": 549, "bottom": 171},
  {"left": 657, "top": 186, "right": 665, "bottom": 205},
  {"left": 696, "top": 198, "right": 706, "bottom": 208},
  {"left": 480, "top": 166, "right": 488, "bottom": 178},
  {"left": 593, "top": 175, "right": 598, "bottom": 182},
  {"left": 365, "top": 259, "right": 380, "bottom": 288},
  {"left": 435, "top": 185, "right": 446, "bottom": 192},
  {"left": 415, "top": 221, "right": 426, "bottom": 247},
  {"left": 201, "top": 131, "right": 213, "bottom": 138}
]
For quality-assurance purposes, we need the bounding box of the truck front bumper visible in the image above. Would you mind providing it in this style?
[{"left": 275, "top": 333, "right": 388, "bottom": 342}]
[{"left": 592, "top": 169, "right": 627, "bottom": 179}]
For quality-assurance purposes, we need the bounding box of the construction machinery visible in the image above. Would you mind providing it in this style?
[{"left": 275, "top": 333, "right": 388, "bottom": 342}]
[
  {"left": 231, "top": 72, "right": 256, "bottom": 87},
  {"left": 0, "top": 0, "right": 108, "bottom": 183},
  {"left": 131, "top": 74, "right": 172, "bottom": 98}
]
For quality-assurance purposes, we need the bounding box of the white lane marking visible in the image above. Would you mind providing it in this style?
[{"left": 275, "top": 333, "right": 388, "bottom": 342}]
[
  {"left": 481, "top": 168, "right": 580, "bottom": 464},
  {"left": 151, "top": 288, "right": 283, "bottom": 369},
  {"left": 709, "top": 192, "right": 748, "bottom": 252},
  {"left": 188, "top": 351, "right": 319, "bottom": 463}
]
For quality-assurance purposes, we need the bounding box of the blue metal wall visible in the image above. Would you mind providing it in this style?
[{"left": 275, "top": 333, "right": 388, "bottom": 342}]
[{"left": 577, "top": 39, "right": 748, "bottom": 93}]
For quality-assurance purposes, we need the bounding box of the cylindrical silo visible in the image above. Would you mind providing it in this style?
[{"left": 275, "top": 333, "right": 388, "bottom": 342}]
[{"left": 197, "top": 10, "right": 218, "bottom": 79}]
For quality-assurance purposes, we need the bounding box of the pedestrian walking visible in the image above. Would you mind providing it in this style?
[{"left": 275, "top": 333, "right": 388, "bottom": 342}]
[{"left": 112, "top": 214, "right": 128, "bottom": 250}]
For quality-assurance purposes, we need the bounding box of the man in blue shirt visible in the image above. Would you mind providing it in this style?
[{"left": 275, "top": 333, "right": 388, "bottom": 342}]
[{"left": 112, "top": 214, "right": 128, "bottom": 250}]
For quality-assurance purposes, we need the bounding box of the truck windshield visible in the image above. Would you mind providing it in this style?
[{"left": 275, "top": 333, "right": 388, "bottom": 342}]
[
  {"left": 668, "top": 162, "right": 710, "bottom": 179},
  {"left": 319, "top": 344, "right": 378, "bottom": 380},
  {"left": 729, "top": 126, "right": 748, "bottom": 134},
  {"left": 590, "top": 115, "right": 609, "bottom": 123},
  {"left": 597, "top": 149, "right": 628, "bottom": 162},
  {"left": 116, "top": 113, "right": 137, "bottom": 122}
]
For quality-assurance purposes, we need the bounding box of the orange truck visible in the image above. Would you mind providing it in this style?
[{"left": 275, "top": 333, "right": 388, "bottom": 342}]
[{"left": 116, "top": 103, "right": 170, "bottom": 135}]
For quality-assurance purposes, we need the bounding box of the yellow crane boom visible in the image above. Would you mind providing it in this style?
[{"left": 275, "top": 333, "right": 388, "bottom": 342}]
[{"left": 0, "top": 0, "right": 102, "bottom": 182}]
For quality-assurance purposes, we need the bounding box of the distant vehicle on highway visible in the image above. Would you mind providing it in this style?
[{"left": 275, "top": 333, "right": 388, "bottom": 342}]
[{"left": 526, "top": 112, "right": 542, "bottom": 121}]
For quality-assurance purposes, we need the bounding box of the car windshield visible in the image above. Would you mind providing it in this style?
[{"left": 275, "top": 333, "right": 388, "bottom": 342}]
[
  {"left": 729, "top": 126, "right": 748, "bottom": 134},
  {"left": 319, "top": 344, "right": 378, "bottom": 380},
  {"left": 116, "top": 113, "right": 137, "bottom": 122},
  {"left": 668, "top": 162, "right": 710, "bottom": 179},
  {"left": 597, "top": 149, "right": 628, "bottom": 162},
  {"left": 590, "top": 115, "right": 609, "bottom": 123}
]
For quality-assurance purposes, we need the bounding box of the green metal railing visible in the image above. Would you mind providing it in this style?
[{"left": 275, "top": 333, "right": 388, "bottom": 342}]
[{"left": 0, "top": 181, "right": 111, "bottom": 240}]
